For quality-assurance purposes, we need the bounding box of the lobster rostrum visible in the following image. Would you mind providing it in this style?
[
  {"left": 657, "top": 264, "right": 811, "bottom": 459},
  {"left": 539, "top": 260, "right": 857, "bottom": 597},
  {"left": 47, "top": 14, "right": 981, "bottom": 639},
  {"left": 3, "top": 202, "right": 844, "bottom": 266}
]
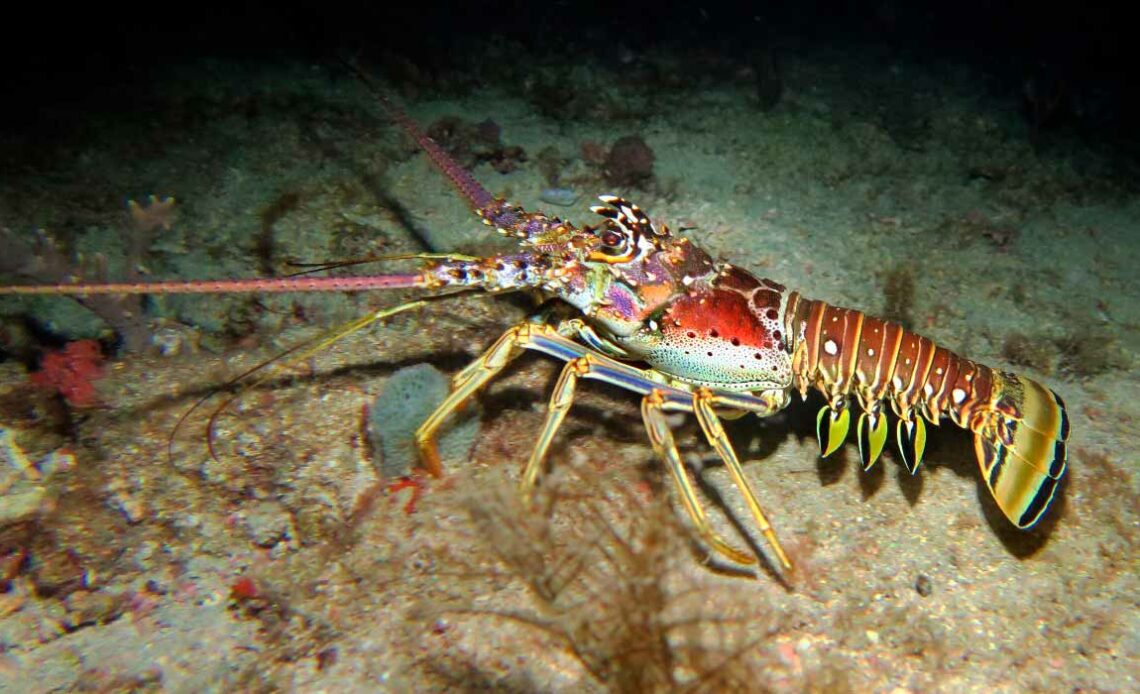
[{"left": 0, "top": 77, "right": 1069, "bottom": 573}]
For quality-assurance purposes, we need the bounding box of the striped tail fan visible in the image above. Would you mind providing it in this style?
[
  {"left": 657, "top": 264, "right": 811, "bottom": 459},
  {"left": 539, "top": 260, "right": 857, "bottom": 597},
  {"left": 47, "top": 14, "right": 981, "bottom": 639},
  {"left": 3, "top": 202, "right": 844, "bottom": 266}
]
[{"left": 970, "top": 372, "right": 1069, "bottom": 528}]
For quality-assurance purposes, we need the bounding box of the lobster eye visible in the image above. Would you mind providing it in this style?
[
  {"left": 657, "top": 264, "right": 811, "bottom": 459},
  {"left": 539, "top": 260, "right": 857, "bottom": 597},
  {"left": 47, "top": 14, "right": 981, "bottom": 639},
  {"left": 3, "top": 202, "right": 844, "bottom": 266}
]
[
  {"left": 601, "top": 228, "right": 624, "bottom": 248},
  {"left": 588, "top": 220, "right": 639, "bottom": 263}
]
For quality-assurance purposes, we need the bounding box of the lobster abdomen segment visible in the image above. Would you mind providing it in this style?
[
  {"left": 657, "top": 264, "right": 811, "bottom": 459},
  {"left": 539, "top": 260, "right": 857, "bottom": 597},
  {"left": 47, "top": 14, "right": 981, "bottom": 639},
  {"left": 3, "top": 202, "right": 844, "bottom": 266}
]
[
  {"left": 782, "top": 293, "right": 1068, "bottom": 529},
  {"left": 782, "top": 293, "right": 987, "bottom": 423}
]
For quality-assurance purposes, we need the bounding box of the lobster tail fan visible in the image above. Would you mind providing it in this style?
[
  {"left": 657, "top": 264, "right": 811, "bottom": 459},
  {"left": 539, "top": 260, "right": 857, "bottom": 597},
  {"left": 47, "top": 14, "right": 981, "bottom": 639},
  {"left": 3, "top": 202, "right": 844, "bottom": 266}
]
[{"left": 971, "top": 373, "right": 1069, "bottom": 528}]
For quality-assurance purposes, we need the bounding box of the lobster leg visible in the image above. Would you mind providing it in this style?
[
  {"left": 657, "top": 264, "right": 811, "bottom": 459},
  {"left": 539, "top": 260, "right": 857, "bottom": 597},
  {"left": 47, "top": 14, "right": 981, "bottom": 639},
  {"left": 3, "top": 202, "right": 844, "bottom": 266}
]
[
  {"left": 414, "top": 323, "right": 531, "bottom": 477},
  {"left": 519, "top": 355, "right": 590, "bottom": 496},
  {"left": 692, "top": 389, "right": 792, "bottom": 569},
  {"left": 521, "top": 340, "right": 795, "bottom": 568},
  {"left": 194, "top": 298, "right": 434, "bottom": 462},
  {"left": 642, "top": 390, "right": 757, "bottom": 567},
  {"left": 415, "top": 320, "right": 588, "bottom": 477},
  {"left": 414, "top": 319, "right": 793, "bottom": 568}
]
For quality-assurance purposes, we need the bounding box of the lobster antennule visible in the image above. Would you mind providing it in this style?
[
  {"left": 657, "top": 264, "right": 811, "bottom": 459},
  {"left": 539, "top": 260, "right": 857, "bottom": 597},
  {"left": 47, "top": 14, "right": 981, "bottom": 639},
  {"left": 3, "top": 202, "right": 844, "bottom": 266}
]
[{"left": 970, "top": 373, "right": 1069, "bottom": 528}]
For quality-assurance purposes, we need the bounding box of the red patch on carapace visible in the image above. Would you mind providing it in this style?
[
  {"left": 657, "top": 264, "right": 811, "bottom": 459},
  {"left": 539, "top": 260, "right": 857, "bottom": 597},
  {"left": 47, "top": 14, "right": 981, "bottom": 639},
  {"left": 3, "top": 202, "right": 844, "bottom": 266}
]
[{"left": 665, "top": 290, "right": 774, "bottom": 347}]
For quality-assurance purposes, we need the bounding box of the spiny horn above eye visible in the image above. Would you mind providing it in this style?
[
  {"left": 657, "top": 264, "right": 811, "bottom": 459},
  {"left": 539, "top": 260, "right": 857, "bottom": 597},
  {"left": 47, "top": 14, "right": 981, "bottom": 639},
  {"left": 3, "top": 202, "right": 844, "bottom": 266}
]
[{"left": 590, "top": 195, "right": 667, "bottom": 239}]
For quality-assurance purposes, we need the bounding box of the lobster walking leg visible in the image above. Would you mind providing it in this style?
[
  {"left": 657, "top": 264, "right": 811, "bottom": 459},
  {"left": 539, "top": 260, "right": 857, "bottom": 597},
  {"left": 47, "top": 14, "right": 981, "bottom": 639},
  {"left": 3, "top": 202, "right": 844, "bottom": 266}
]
[
  {"left": 642, "top": 390, "right": 757, "bottom": 566},
  {"left": 415, "top": 320, "right": 595, "bottom": 479},
  {"left": 520, "top": 355, "right": 590, "bottom": 495},
  {"left": 193, "top": 298, "right": 442, "bottom": 462},
  {"left": 521, "top": 354, "right": 793, "bottom": 568},
  {"left": 414, "top": 323, "right": 531, "bottom": 477},
  {"left": 692, "top": 389, "right": 792, "bottom": 569},
  {"left": 413, "top": 319, "right": 796, "bottom": 568}
]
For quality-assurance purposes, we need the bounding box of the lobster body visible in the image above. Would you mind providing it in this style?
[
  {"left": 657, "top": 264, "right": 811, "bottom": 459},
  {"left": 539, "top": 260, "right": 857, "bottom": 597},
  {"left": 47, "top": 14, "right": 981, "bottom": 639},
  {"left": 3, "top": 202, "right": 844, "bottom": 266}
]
[
  {"left": 0, "top": 74, "right": 1071, "bottom": 572},
  {"left": 442, "top": 189, "right": 1070, "bottom": 534},
  {"left": 521, "top": 201, "right": 1069, "bottom": 532}
]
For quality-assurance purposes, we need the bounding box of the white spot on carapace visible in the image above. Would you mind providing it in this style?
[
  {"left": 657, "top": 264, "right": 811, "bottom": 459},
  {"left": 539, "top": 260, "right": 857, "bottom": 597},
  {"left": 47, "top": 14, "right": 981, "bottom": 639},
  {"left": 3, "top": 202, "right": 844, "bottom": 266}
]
[
  {"left": 648, "top": 319, "right": 658, "bottom": 331},
  {"left": 867, "top": 347, "right": 875, "bottom": 357},
  {"left": 935, "top": 367, "right": 943, "bottom": 375},
  {"left": 824, "top": 339, "right": 839, "bottom": 356},
  {"left": 682, "top": 275, "right": 694, "bottom": 286},
  {"left": 952, "top": 388, "right": 967, "bottom": 404},
  {"left": 923, "top": 383, "right": 934, "bottom": 396},
  {"left": 892, "top": 376, "right": 903, "bottom": 390}
]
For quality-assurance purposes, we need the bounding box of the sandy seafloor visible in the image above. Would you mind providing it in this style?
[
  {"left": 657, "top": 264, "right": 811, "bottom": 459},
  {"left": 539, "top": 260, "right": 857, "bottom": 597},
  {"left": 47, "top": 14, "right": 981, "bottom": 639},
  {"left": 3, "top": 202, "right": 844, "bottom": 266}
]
[{"left": 0, "top": 44, "right": 1137, "bottom": 693}]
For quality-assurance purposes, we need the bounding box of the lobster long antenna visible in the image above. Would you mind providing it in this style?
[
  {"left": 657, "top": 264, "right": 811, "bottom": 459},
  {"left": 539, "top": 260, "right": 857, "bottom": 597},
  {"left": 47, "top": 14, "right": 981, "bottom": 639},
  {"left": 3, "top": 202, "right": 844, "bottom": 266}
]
[
  {"left": 0, "top": 273, "right": 428, "bottom": 296},
  {"left": 345, "top": 60, "right": 495, "bottom": 212}
]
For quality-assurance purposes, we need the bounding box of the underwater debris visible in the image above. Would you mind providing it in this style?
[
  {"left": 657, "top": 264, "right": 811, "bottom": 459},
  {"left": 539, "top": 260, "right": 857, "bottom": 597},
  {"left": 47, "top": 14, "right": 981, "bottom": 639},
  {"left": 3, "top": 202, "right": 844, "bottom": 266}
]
[
  {"left": 427, "top": 465, "right": 785, "bottom": 692},
  {"left": 0, "top": 425, "right": 75, "bottom": 527},
  {"left": 1001, "top": 333, "right": 1055, "bottom": 375},
  {"left": 751, "top": 46, "right": 783, "bottom": 112},
  {"left": 29, "top": 339, "right": 106, "bottom": 408},
  {"left": 535, "top": 145, "right": 569, "bottom": 187},
  {"left": 959, "top": 209, "right": 1018, "bottom": 252},
  {"left": 604, "top": 135, "right": 656, "bottom": 188},
  {"left": 914, "top": 574, "right": 933, "bottom": 597},
  {"left": 539, "top": 187, "right": 581, "bottom": 207},
  {"left": 425, "top": 116, "right": 527, "bottom": 174},
  {"left": 580, "top": 140, "right": 608, "bottom": 167},
  {"left": 0, "top": 196, "right": 175, "bottom": 352},
  {"left": 127, "top": 195, "right": 177, "bottom": 234},
  {"left": 1054, "top": 329, "right": 1130, "bottom": 378},
  {"left": 879, "top": 266, "right": 915, "bottom": 330}
]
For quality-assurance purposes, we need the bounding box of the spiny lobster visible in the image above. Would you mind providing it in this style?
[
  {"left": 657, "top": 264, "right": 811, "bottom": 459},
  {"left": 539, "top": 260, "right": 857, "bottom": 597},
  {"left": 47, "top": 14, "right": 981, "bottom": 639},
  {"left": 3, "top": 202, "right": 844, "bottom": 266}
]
[{"left": 0, "top": 73, "right": 1069, "bottom": 573}]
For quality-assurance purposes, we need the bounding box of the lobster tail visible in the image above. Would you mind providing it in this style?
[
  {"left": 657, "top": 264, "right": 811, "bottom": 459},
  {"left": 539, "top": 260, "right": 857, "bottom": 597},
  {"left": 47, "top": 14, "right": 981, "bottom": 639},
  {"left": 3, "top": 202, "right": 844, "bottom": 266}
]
[
  {"left": 783, "top": 293, "right": 1068, "bottom": 528},
  {"left": 970, "top": 372, "right": 1068, "bottom": 528}
]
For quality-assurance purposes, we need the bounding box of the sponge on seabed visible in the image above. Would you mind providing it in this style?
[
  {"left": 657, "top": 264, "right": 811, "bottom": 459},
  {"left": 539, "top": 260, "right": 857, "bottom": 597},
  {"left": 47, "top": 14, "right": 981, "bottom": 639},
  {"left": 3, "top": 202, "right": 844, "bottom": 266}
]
[{"left": 367, "top": 363, "right": 482, "bottom": 479}]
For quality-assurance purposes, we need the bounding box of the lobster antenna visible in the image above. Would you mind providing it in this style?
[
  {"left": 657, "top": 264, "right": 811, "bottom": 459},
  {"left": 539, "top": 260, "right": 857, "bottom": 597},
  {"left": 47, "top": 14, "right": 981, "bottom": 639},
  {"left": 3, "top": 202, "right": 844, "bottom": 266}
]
[{"left": 344, "top": 60, "right": 495, "bottom": 213}]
